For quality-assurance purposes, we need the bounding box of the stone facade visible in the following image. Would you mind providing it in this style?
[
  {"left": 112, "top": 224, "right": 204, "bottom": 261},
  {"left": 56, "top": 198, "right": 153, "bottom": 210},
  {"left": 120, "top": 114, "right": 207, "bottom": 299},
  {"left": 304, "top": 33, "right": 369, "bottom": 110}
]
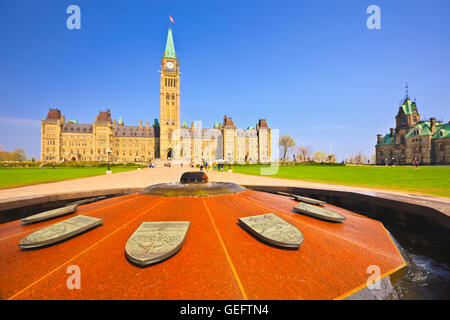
[
  {"left": 376, "top": 96, "right": 450, "bottom": 165},
  {"left": 41, "top": 28, "right": 271, "bottom": 164}
]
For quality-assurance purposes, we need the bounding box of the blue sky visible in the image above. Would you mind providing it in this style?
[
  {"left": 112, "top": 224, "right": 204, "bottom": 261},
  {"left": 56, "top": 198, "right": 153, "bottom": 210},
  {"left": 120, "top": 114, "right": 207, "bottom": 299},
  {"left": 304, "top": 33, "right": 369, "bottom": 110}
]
[{"left": 1, "top": 0, "right": 449, "bottom": 161}]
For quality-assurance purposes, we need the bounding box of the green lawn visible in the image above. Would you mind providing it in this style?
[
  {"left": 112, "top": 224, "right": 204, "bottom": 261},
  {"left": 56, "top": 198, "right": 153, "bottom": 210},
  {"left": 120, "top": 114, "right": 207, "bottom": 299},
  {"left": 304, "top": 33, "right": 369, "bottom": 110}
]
[
  {"left": 0, "top": 167, "right": 139, "bottom": 189},
  {"left": 232, "top": 164, "right": 450, "bottom": 198}
]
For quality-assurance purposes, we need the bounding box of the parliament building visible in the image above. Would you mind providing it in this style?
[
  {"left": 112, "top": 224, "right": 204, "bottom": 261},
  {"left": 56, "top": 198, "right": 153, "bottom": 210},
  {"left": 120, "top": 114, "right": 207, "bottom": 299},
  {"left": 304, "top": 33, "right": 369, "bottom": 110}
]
[
  {"left": 41, "top": 28, "right": 271, "bottom": 165},
  {"left": 375, "top": 92, "right": 449, "bottom": 165}
]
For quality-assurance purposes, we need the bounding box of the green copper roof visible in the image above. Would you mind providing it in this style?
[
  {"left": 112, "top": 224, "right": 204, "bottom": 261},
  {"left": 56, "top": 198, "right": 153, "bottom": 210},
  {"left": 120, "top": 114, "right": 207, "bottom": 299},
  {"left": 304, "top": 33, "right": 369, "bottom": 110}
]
[
  {"left": 377, "top": 134, "right": 395, "bottom": 146},
  {"left": 181, "top": 120, "right": 188, "bottom": 127},
  {"left": 153, "top": 118, "right": 159, "bottom": 127},
  {"left": 164, "top": 28, "right": 176, "bottom": 59},
  {"left": 398, "top": 99, "right": 417, "bottom": 116},
  {"left": 117, "top": 117, "right": 123, "bottom": 125},
  {"left": 69, "top": 120, "right": 78, "bottom": 124},
  {"left": 406, "top": 122, "right": 429, "bottom": 138},
  {"left": 214, "top": 121, "right": 219, "bottom": 129},
  {"left": 433, "top": 123, "right": 450, "bottom": 139}
]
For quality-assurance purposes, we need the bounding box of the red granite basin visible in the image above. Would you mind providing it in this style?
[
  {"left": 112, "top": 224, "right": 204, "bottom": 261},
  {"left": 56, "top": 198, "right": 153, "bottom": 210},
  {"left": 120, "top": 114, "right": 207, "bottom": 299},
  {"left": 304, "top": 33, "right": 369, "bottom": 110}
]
[{"left": 0, "top": 189, "right": 406, "bottom": 300}]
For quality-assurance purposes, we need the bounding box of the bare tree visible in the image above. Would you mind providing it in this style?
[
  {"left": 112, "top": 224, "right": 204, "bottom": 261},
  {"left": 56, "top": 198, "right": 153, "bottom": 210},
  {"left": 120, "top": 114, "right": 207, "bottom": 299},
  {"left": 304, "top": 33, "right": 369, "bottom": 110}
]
[
  {"left": 279, "top": 136, "right": 296, "bottom": 161},
  {"left": 296, "top": 145, "right": 312, "bottom": 162},
  {"left": 353, "top": 150, "right": 368, "bottom": 164}
]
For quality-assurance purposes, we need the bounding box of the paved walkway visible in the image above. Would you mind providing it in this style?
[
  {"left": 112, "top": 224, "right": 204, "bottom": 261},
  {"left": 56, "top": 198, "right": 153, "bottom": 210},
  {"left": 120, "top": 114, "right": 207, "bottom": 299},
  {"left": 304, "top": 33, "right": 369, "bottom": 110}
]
[{"left": 0, "top": 167, "right": 449, "bottom": 214}]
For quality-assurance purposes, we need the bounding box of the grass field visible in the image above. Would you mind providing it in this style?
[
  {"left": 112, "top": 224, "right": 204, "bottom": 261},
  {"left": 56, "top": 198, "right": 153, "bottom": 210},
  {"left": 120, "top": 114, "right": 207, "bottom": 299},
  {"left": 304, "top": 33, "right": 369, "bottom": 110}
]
[
  {"left": 0, "top": 167, "right": 138, "bottom": 189},
  {"left": 232, "top": 164, "right": 450, "bottom": 198}
]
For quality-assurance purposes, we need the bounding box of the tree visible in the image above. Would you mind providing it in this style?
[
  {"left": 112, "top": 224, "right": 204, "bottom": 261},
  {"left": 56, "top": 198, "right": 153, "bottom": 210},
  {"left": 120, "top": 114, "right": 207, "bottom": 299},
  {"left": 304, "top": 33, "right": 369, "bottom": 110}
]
[
  {"left": 279, "top": 136, "right": 296, "bottom": 161},
  {"left": 353, "top": 150, "right": 367, "bottom": 165},
  {"left": 12, "top": 149, "right": 27, "bottom": 161},
  {"left": 296, "top": 145, "right": 312, "bottom": 162},
  {"left": 0, "top": 147, "right": 27, "bottom": 161},
  {"left": 313, "top": 151, "right": 328, "bottom": 162}
]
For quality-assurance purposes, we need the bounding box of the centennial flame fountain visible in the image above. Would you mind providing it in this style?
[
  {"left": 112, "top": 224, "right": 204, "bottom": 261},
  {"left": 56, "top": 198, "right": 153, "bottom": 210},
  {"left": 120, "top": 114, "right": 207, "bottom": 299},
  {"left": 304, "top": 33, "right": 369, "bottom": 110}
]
[{"left": 0, "top": 172, "right": 406, "bottom": 300}]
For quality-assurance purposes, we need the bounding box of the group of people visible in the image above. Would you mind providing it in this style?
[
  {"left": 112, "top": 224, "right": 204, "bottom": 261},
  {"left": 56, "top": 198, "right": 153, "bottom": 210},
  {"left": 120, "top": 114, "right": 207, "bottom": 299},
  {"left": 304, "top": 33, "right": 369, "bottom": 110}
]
[{"left": 200, "top": 161, "right": 226, "bottom": 172}]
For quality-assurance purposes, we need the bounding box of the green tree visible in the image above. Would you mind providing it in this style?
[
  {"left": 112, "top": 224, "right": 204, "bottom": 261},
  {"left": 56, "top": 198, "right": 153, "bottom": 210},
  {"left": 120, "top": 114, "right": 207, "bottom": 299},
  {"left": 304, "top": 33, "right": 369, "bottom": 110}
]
[
  {"left": 12, "top": 148, "right": 27, "bottom": 161},
  {"left": 313, "top": 151, "right": 328, "bottom": 162},
  {"left": 0, "top": 147, "right": 27, "bottom": 161}
]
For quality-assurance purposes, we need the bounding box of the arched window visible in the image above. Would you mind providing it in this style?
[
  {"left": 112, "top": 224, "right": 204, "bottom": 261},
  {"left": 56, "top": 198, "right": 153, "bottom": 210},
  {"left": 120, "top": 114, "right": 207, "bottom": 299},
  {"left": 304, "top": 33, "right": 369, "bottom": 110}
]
[{"left": 172, "top": 94, "right": 175, "bottom": 100}]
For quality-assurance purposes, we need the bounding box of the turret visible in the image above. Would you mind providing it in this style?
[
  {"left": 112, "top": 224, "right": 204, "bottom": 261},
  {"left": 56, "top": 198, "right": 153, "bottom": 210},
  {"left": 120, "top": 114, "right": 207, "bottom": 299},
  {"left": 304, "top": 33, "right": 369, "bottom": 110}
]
[
  {"left": 377, "top": 134, "right": 382, "bottom": 143},
  {"left": 430, "top": 117, "right": 436, "bottom": 134}
]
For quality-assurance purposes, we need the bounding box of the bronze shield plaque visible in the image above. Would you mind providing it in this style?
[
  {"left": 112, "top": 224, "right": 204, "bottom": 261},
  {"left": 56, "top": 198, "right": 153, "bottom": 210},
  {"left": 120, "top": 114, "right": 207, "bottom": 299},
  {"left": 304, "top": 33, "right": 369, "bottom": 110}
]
[
  {"left": 19, "top": 215, "right": 103, "bottom": 249},
  {"left": 294, "top": 202, "right": 345, "bottom": 222},
  {"left": 21, "top": 204, "right": 78, "bottom": 225},
  {"left": 70, "top": 196, "right": 106, "bottom": 206},
  {"left": 293, "top": 195, "right": 326, "bottom": 205},
  {"left": 125, "top": 221, "right": 190, "bottom": 266},
  {"left": 238, "top": 213, "right": 303, "bottom": 249},
  {"left": 278, "top": 192, "right": 326, "bottom": 205}
]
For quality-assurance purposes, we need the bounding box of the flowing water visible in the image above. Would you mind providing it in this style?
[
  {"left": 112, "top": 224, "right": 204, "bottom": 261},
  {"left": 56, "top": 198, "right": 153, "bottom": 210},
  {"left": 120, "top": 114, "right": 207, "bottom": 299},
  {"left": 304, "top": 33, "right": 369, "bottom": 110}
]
[
  {"left": 345, "top": 230, "right": 450, "bottom": 300},
  {"left": 390, "top": 233, "right": 450, "bottom": 300}
]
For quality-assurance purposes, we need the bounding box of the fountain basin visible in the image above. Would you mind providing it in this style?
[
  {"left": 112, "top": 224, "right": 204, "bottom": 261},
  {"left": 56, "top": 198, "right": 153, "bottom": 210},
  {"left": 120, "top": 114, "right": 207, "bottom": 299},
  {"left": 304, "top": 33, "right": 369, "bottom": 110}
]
[{"left": 0, "top": 181, "right": 407, "bottom": 300}]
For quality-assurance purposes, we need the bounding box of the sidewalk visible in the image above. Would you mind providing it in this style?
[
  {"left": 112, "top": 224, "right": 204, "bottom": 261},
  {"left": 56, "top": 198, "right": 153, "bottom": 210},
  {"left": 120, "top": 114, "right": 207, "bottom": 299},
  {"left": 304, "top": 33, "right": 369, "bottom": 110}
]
[{"left": 0, "top": 167, "right": 449, "bottom": 215}]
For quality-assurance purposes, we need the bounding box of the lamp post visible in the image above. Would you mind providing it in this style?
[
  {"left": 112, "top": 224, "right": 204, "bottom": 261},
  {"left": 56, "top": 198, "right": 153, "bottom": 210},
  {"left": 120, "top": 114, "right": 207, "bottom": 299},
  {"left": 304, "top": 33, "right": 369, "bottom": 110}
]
[
  {"left": 137, "top": 156, "right": 141, "bottom": 170},
  {"left": 106, "top": 148, "right": 112, "bottom": 174}
]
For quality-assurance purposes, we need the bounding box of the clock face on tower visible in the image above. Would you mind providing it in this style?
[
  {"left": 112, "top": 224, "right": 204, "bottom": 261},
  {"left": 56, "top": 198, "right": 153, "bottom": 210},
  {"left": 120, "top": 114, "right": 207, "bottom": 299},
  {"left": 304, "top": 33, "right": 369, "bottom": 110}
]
[{"left": 166, "top": 61, "right": 174, "bottom": 69}]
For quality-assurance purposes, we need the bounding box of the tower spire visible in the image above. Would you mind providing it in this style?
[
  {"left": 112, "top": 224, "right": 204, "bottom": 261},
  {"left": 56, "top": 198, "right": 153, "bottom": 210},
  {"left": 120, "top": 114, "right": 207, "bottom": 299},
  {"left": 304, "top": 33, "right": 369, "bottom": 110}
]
[
  {"left": 164, "top": 28, "right": 176, "bottom": 59},
  {"left": 405, "top": 83, "right": 409, "bottom": 100}
]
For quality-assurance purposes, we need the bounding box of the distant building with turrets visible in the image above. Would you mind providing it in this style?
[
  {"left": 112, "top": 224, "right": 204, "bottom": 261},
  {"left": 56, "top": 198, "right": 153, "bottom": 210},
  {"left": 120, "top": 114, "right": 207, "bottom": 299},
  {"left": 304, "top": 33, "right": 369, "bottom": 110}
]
[
  {"left": 376, "top": 89, "right": 449, "bottom": 165},
  {"left": 40, "top": 28, "right": 271, "bottom": 164}
]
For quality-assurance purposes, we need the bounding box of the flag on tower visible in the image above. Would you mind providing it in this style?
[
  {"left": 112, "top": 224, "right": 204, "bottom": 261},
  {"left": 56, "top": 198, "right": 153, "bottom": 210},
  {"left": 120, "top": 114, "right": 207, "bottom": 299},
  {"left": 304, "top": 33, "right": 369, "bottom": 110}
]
[{"left": 169, "top": 16, "right": 175, "bottom": 24}]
